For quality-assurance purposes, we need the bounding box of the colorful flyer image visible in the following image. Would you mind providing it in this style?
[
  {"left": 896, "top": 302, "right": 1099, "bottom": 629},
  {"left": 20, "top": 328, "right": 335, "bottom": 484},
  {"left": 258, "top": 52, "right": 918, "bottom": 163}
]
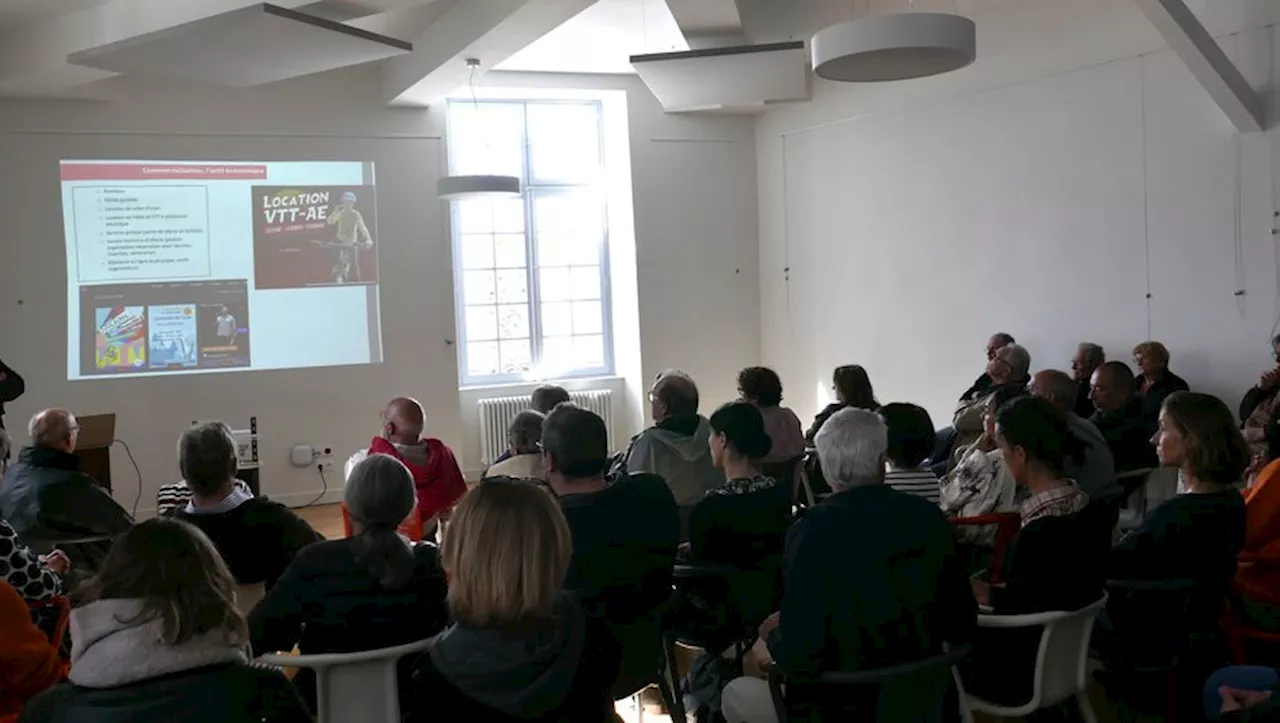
[
  {"left": 94, "top": 306, "right": 147, "bottom": 371},
  {"left": 252, "top": 185, "right": 379, "bottom": 289},
  {"left": 147, "top": 304, "right": 198, "bottom": 369}
]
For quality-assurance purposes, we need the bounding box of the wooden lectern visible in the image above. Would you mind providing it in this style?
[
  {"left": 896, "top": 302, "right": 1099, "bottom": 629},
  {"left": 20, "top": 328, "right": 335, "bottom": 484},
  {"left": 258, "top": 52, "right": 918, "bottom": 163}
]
[{"left": 75, "top": 413, "right": 116, "bottom": 493}]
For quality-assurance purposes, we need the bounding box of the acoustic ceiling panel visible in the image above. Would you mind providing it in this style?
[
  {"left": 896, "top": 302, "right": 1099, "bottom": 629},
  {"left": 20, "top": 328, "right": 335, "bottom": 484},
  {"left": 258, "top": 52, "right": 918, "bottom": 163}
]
[
  {"left": 630, "top": 41, "right": 809, "bottom": 114},
  {"left": 68, "top": 3, "right": 412, "bottom": 88}
]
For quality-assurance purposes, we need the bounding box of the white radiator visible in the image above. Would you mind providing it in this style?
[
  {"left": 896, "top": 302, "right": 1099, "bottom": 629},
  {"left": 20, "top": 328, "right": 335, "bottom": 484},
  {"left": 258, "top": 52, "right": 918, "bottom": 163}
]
[{"left": 477, "top": 389, "right": 613, "bottom": 465}]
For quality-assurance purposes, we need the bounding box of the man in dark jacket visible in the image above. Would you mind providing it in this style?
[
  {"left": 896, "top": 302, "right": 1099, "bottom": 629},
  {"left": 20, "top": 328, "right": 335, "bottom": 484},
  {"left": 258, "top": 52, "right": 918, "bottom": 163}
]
[
  {"left": 0, "top": 408, "right": 132, "bottom": 570},
  {"left": 171, "top": 422, "right": 322, "bottom": 588},
  {"left": 0, "top": 357, "right": 22, "bottom": 433},
  {"left": 1088, "top": 362, "right": 1158, "bottom": 472},
  {"left": 1071, "top": 343, "right": 1105, "bottom": 418},
  {"left": 722, "top": 408, "right": 975, "bottom": 721}
]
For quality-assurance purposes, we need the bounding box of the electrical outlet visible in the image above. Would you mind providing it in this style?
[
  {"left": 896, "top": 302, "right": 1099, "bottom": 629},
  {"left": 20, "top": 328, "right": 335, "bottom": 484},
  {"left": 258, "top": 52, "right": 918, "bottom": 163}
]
[{"left": 316, "top": 459, "right": 336, "bottom": 473}]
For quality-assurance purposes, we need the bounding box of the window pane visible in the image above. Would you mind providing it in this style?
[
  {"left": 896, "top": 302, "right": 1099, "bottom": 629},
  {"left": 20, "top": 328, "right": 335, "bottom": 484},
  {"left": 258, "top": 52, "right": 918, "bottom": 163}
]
[
  {"left": 541, "top": 302, "right": 572, "bottom": 336},
  {"left": 542, "top": 336, "right": 574, "bottom": 375},
  {"left": 574, "top": 335, "right": 605, "bottom": 367},
  {"left": 497, "top": 304, "right": 529, "bottom": 339},
  {"left": 569, "top": 266, "right": 601, "bottom": 300},
  {"left": 540, "top": 267, "right": 571, "bottom": 302},
  {"left": 527, "top": 103, "right": 601, "bottom": 184},
  {"left": 467, "top": 341, "right": 499, "bottom": 376},
  {"left": 465, "top": 306, "right": 498, "bottom": 341},
  {"left": 495, "top": 269, "right": 528, "bottom": 303},
  {"left": 572, "top": 300, "right": 602, "bottom": 335},
  {"left": 463, "top": 270, "right": 496, "bottom": 305},
  {"left": 456, "top": 198, "right": 524, "bottom": 234},
  {"left": 538, "top": 235, "right": 572, "bottom": 267},
  {"left": 449, "top": 102, "right": 524, "bottom": 178},
  {"left": 493, "top": 234, "right": 526, "bottom": 268},
  {"left": 460, "top": 234, "right": 494, "bottom": 270},
  {"left": 500, "top": 339, "right": 531, "bottom": 373}
]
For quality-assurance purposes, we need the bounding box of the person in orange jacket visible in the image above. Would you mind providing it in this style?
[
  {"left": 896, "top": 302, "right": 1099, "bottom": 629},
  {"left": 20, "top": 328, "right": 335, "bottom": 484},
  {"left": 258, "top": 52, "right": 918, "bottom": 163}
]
[
  {"left": 0, "top": 579, "right": 62, "bottom": 716},
  {"left": 1237, "top": 457, "right": 1280, "bottom": 630}
]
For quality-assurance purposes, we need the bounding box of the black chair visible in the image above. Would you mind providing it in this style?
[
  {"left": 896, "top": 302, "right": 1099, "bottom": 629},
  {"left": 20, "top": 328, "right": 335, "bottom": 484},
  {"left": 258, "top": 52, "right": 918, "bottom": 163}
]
[
  {"left": 610, "top": 597, "right": 686, "bottom": 723},
  {"left": 1099, "top": 577, "right": 1208, "bottom": 723},
  {"left": 766, "top": 643, "right": 972, "bottom": 722},
  {"left": 671, "top": 557, "right": 783, "bottom": 669}
]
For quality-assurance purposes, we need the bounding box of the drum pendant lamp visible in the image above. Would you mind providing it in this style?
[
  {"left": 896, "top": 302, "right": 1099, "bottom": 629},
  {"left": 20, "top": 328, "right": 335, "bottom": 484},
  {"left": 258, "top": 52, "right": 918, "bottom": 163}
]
[
  {"left": 811, "top": 12, "right": 975, "bottom": 83},
  {"left": 438, "top": 58, "right": 522, "bottom": 201}
]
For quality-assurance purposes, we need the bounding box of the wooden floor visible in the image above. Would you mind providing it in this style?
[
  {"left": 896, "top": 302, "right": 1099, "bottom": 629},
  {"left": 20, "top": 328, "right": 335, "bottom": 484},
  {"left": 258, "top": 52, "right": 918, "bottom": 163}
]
[{"left": 295, "top": 502, "right": 345, "bottom": 540}]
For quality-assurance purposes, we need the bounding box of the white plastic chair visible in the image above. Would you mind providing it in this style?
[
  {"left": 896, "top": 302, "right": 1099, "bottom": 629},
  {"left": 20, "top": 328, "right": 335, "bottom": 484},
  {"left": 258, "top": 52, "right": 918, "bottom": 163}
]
[
  {"left": 962, "top": 594, "right": 1108, "bottom": 722},
  {"left": 257, "top": 638, "right": 431, "bottom": 723}
]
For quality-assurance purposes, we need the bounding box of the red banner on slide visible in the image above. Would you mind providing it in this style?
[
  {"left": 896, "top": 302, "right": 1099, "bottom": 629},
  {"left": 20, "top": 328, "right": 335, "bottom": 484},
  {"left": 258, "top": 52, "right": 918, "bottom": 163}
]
[{"left": 61, "top": 163, "right": 267, "bottom": 181}]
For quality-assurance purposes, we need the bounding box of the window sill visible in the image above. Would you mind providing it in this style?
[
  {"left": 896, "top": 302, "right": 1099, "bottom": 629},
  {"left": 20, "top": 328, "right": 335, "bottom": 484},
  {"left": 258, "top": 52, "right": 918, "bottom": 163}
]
[{"left": 458, "top": 375, "right": 625, "bottom": 394}]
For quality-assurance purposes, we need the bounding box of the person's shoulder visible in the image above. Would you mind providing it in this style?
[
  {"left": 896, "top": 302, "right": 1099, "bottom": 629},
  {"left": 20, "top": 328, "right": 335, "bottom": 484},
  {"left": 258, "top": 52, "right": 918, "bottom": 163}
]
[{"left": 615, "top": 472, "right": 677, "bottom": 506}]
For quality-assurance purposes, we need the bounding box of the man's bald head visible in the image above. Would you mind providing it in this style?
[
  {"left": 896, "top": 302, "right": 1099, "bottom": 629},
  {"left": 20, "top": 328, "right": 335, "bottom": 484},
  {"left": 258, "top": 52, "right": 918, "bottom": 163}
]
[
  {"left": 650, "top": 370, "right": 699, "bottom": 421},
  {"left": 29, "top": 408, "right": 78, "bottom": 453},
  {"left": 1028, "top": 369, "right": 1078, "bottom": 413},
  {"left": 381, "top": 397, "right": 424, "bottom": 445}
]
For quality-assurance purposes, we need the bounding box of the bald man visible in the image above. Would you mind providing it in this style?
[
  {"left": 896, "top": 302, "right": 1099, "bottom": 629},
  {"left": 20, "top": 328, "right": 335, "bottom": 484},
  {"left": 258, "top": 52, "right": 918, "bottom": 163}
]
[
  {"left": 353, "top": 397, "right": 465, "bottom": 531},
  {"left": 1027, "top": 370, "right": 1118, "bottom": 501},
  {"left": 1089, "top": 362, "right": 1159, "bottom": 472},
  {"left": 0, "top": 409, "right": 132, "bottom": 571},
  {"left": 619, "top": 370, "right": 721, "bottom": 527}
]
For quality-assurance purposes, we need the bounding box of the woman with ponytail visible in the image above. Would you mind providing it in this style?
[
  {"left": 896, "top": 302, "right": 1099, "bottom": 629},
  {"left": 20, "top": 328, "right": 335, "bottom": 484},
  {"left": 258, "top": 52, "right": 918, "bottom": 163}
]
[{"left": 249, "top": 454, "right": 448, "bottom": 711}]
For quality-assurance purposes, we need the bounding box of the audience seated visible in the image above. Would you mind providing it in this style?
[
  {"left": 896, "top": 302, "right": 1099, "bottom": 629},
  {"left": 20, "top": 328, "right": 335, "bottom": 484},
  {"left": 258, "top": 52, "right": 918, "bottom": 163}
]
[
  {"left": 1071, "top": 342, "right": 1106, "bottom": 419},
  {"left": 1240, "top": 335, "right": 1280, "bottom": 458},
  {"left": 20, "top": 518, "right": 310, "bottom": 723},
  {"left": 960, "top": 396, "right": 1109, "bottom": 707},
  {"left": 1028, "top": 369, "right": 1118, "bottom": 500},
  {"left": 878, "top": 403, "right": 941, "bottom": 503},
  {"left": 0, "top": 409, "right": 132, "bottom": 572},
  {"left": 959, "top": 333, "right": 1019, "bottom": 404},
  {"left": 804, "top": 364, "right": 879, "bottom": 443},
  {"left": 620, "top": 370, "right": 720, "bottom": 511},
  {"left": 940, "top": 386, "right": 1024, "bottom": 544},
  {"left": 951, "top": 343, "right": 1032, "bottom": 461},
  {"left": 1108, "top": 392, "right": 1247, "bottom": 627},
  {"left": 490, "top": 385, "right": 570, "bottom": 467},
  {"left": 155, "top": 478, "right": 253, "bottom": 517},
  {"left": 408, "top": 481, "right": 619, "bottom": 723},
  {"left": 351, "top": 397, "right": 467, "bottom": 532},
  {"left": 250, "top": 453, "right": 448, "bottom": 710},
  {"left": 0, "top": 428, "right": 69, "bottom": 603},
  {"left": 1134, "top": 340, "right": 1190, "bottom": 425},
  {"left": 1236, "top": 458, "right": 1280, "bottom": 631},
  {"left": 171, "top": 422, "right": 321, "bottom": 589},
  {"left": 0, "top": 579, "right": 62, "bottom": 718},
  {"left": 546, "top": 404, "right": 678, "bottom": 623},
  {"left": 720, "top": 409, "right": 975, "bottom": 723},
  {"left": 484, "top": 410, "right": 547, "bottom": 481},
  {"left": 1089, "top": 361, "right": 1160, "bottom": 471},
  {"left": 1203, "top": 666, "right": 1280, "bottom": 722},
  {"left": 737, "top": 367, "right": 805, "bottom": 465}
]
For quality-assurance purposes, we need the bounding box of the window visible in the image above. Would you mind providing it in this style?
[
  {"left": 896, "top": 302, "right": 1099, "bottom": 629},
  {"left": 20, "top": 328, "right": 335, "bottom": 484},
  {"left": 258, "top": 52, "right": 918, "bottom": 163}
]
[{"left": 448, "top": 99, "right": 612, "bottom": 385}]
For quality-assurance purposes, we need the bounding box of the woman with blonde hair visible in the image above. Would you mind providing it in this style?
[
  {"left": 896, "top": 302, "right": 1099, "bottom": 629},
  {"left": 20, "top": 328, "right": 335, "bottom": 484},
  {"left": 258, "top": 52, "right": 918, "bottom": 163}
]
[
  {"left": 410, "top": 481, "right": 620, "bottom": 722},
  {"left": 20, "top": 518, "right": 309, "bottom": 723}
]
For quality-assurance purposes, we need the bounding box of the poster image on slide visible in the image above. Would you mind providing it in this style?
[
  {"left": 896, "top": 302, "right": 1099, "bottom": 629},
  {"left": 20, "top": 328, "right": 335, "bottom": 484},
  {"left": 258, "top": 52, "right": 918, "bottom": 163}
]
[
  {"left": 148, "top": 304, "right": 198, "bottom": 369},
  {"left": 253, "top": 185, "right": 378, "bottom": 289},
  {"left": 198, "top": 300, "right": 251, "bottom": 367},
  {"left": 94, "top": 306, "right": 147, "bottom": 371}
]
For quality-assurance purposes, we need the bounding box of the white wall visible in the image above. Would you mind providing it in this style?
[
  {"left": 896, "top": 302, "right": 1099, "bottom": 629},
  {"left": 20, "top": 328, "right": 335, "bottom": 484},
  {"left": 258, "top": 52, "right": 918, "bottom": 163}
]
[
  {"left": 0, "top": 66, "right": 760, "bottom": 514},
  {"left": 756, "top": 0, "right": 1280, "bottom": 430}
]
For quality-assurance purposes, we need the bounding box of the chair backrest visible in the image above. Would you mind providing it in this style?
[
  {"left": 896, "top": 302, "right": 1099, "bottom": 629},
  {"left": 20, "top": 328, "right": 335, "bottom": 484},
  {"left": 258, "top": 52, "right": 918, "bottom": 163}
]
[
  {"left": 948, "top": 513, "right": 1021, "bottom": 584},
  {"left": 768, "top": 643, "right": 972, "bottom": 722},
  {"left": 235, "top": 582, "right": 266, "bottom": 616},
  {"left": 795, "top": 451, "right": 817, "bottom": 508},
  {"left": 977, "top": 595, "right": 1107, "bottom": 708},
  {"left": 257, "top": 638, "right": 432, "bottom": 723},
  {"left": 762, "top": 456, "right": 803, "bottom": 497},
  {"left": 1104, "top": 578, "right": 1202, "bottom": 670}
]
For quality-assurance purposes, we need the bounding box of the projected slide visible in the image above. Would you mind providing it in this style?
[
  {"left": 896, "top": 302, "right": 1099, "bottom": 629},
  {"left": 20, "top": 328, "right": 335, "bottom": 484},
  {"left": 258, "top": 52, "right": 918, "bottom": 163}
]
[{"left": 61, "top": 161, "right": 384, "bottom": 380}]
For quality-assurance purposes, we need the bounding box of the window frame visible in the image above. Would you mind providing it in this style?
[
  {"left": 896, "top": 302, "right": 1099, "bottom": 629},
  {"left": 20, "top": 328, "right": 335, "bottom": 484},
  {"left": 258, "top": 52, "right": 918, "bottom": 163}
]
[{"left": 447, "top": 98, "right": 614, "bottom": 387}]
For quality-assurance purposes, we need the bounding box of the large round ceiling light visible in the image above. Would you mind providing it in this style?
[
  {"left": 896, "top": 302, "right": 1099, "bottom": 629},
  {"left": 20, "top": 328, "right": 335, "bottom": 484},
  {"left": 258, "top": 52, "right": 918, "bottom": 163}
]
[
  {"left": 812, "top": 13, "right": 975, "bottom": 83},
  {"left": 437, "top": 174, "right": 522, "bottom": 200}
]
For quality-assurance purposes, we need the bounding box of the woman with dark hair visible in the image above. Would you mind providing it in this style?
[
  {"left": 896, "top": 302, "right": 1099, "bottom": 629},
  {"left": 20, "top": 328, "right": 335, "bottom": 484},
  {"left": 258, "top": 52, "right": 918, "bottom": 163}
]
[
  {"left": 20, "top": 518, "right": 310, "bottom": 723},
  {"left": 805, "top": 365, "right": 879, "bottom": 443},
  {"left": 961, "top": 396, "right": 1109, "bottom": 707},
  {"left": 1109, "top": 392, "right": 1247, "bottom": 590},
  {"left": 249, "top": 453, "right": 448, "bottom": 710},
  {"left": 409, "top": 481, "right": 619, "bottom": 722},
  {"left": 737, "top": 367, "right": 805, "bottom": 465}
]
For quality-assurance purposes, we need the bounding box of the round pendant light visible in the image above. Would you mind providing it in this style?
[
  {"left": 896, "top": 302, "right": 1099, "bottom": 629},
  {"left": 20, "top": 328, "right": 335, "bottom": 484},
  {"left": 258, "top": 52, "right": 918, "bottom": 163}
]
[
  {"left": 437, "top": 174, "right": 522, "bottom": 200},
  {"left": 812, "top": 13, "right": 975, "bottom": 83}
]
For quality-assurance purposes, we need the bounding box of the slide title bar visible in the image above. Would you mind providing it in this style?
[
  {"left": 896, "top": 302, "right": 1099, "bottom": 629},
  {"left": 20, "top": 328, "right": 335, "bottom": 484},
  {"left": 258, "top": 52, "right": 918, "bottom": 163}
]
[{"left": 61, "top": 163, "right": 267, "bottom": 181}]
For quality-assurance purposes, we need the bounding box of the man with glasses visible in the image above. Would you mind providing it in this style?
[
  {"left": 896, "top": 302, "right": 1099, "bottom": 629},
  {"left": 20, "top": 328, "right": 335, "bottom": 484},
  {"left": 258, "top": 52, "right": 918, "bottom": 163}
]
[{"left": 0, "top": 408, "right": 133, "bottom": 572}]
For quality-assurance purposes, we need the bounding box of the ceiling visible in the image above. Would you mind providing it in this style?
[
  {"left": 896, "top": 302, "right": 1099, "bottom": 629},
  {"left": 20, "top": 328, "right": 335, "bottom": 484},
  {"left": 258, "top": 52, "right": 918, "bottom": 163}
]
[
  {"left": 0, "top": 0, "right": 110, "bottom": 25},
  {"left": 498, "top": 0, "right": 688, "bottom": 75}
]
